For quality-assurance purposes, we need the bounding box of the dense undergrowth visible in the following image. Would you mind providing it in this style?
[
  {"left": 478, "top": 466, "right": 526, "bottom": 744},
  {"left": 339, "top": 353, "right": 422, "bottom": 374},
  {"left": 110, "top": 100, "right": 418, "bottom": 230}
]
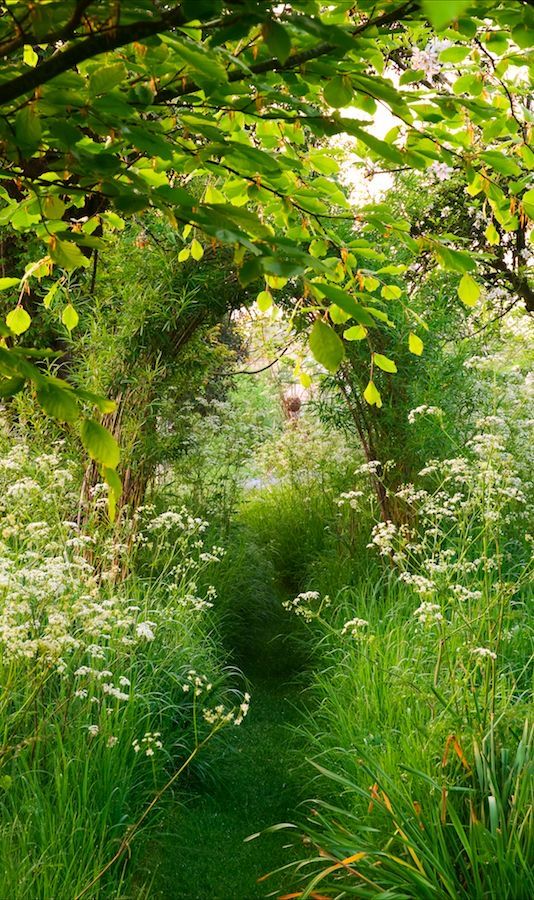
[
  {"left": 0, "top": 209, "right": 532, "bottom": 899},
  {"left": 0, "top": 344, "right": 532, "bottom": 898},
  {"left": 266, "top": 414, "right": 533, "bottom": 898},
  {"left": 0, "top": 420, "right": 251, "bottom": 899}
]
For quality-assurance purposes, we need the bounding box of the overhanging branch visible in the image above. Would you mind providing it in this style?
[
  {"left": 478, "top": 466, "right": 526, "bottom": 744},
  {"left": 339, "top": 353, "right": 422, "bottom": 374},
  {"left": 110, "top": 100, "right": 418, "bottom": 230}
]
[{"left": 0, "top": 1, "right": 416, "bottom": 107}]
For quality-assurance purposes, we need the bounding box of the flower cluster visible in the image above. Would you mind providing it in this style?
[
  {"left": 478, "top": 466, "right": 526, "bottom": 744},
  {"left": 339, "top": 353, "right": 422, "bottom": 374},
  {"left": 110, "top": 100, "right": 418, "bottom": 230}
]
[
  {"left": 181, "top": 669, "right": 213, "bottom": 696},
  {"left": 341, "top": 617, "right": 369, "bottom": 638},
  {"left": 283, "top": 590, "right": 329, "bottom": 622},
  {"left": 203, "top": 692, "right": 251, "bottom": 727},
  {"left": 362, "top": 404, "right": 531, "bottom": 719},
  {"left": 133, "top": 732, "right": 163, "bottom": 757},
  {"left": 407, "top": 405, "right": 443, "bottom": 425},
  {"left": 470, "top": 647, "right": 497, "bottom": 661},
  {"left": 413, "top": 602, "right": 444, "bottom": 628},
  {"left": 411, "top": 39, "right": 451, "bottom": 80},
  {"left": 135, "top": 506, "right": 225, "bottom": 615},
  {"left": 336, "top": 490, "right": 364, "bottom": 509}
]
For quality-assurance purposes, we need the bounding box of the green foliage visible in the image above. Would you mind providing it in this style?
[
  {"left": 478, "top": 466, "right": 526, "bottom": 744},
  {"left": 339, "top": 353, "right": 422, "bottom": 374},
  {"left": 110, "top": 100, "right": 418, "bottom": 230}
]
[
  {"left": 276, "top": 395, "right": 533, "bottom": 898},
  {"left": 0, "top": 419, "right": 248, "bottom": 899},
  {"left": 0, "top": 0, "right": 532, "bottom": 463},
  {"left": 309, "top": 319, "right": 345, "bottom": 372}
]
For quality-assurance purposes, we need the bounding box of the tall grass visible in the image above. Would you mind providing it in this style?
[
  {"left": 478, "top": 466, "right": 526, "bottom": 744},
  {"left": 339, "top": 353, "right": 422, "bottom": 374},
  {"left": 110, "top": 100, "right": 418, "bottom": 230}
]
[
  {"left": 265, "top": 412, "right": 533, "bottom": 898},
  {"left": 0, "top": 423, "right": 246, "bottom": 898}
]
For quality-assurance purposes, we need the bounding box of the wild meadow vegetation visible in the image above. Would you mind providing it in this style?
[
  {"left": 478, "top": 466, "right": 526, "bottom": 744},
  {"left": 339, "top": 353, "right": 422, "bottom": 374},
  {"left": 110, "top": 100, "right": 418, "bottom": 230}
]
[{"left": 0, "top": 1, "right": 533, "bottom": 898}]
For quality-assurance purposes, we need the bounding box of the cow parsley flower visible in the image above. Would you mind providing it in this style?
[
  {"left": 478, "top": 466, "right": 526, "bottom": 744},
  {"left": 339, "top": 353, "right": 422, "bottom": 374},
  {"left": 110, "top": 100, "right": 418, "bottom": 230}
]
[
  {"left": 471, "top": 647, "right": 497, "bottom": 661},
  {"left": 135, "top": 621, "right": 155, "bottom": 641},
  {"left": 341, "top": 617, "right": 369, "bottom": 637},
  {"left": 413, "top": 602, "right": 443, "bottom": 627}
]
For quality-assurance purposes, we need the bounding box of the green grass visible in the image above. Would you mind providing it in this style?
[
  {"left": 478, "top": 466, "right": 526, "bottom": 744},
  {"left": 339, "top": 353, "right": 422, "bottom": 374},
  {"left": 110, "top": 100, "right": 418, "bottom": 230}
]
[
  {"left": 132, "top": 678, "right": 306, "bottom": 899},
  {"left": 129, "top": 504, "right": 318, "bottom": 899}
]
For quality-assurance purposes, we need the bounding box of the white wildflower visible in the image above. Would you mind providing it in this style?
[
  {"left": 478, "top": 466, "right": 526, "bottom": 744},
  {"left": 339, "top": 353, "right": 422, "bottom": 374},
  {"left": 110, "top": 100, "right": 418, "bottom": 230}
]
[
  {"left": 408, "top": 405, "right": 443, "bottom": 425},
  {"left": 341, "top": 618, "right": 369, "bottom": 637},
  {"left": 136, "top": 621, "right": 155, "bottom": 641},
  {"left": 413, "top": 601, "right": 443, "bottom": 627},
  {"left": 470, "top": 647, "right": 497, "bottom": 661}
]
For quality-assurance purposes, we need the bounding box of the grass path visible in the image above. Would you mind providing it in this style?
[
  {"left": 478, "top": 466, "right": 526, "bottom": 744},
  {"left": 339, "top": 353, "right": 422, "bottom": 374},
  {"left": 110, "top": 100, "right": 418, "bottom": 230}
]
[
  {"left": 126, "top": 487, "right": 319, "bottom": 900},
  {"left": 137, "top": 675, "right": 305, "bottom": 899},
  {"left": 131, "top": 559, "right": 311, "bottom": 900}
]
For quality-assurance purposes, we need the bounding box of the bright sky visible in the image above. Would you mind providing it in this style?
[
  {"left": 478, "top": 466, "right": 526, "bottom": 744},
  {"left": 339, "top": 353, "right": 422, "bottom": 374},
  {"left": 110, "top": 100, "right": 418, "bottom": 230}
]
[{"left": 340, "top": 103, "right": 397, "bottom": 201}]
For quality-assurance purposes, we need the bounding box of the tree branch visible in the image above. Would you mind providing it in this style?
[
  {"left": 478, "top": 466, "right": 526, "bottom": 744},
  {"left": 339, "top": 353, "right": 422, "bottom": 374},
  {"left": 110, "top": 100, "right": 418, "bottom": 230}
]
[
  {"left": 0, "top": 5, "right": 187, "bottom": 105},
  {"left": 489, "top": 259, "right": 534, "bottom": 313},
  {"left": 0, "top": 1, "right": 417, "bottom": 107},
  {"left": 212, "top": 345, "right": 294, "bottom": 377},
  {"left": 156, "top": 1, "right": 417, "bottom": 102}
]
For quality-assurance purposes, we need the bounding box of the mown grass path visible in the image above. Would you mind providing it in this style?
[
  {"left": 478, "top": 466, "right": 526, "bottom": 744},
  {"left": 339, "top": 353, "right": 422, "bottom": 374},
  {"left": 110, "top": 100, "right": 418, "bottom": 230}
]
[
  {"left": 138, "top": 675, "right": 305, "bottom": 899},
  {"left": 128, "top": 491, "right": 318, "bottom": 900}
]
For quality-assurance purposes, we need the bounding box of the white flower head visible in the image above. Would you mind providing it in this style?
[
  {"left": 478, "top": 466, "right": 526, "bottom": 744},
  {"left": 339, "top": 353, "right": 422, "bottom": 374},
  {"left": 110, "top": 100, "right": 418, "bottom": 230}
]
[{"left": 136, "top": 621, "right": 155, "bottom": 641}]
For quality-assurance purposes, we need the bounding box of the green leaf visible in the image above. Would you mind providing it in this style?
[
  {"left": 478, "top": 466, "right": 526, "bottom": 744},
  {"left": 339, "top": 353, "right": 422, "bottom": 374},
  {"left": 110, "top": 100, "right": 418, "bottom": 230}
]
[
  {"left": 484, "top": 222, "right": 500, "bottom": 245},
  {"left": 323, "top": 75, "right": 353, "bottom": 109},
  {"left": 350, "top": 127, "right": 405, "bottom": 166},
  {"left": 265, "top": 274, "right": 288, "bottom": 289},
  {"left": 190, "top": 238, "right": 204, "bottom": 261},
  {"left": 313, "top": 283, "right": 375, "bottom": 326},
  {"left": 408, "top": 332, "right": 424, "bottom": 355},
  {"left": 76, "top": 388, "right": 116, "bottom": 414},
  {"left": 435, "top": 245, "right": 476, "bottom": 273},
  {"left": 0, "top": 278, "right": 20, "bottom": 291},
  {"left": 262, "top": 19, "right": 291, "bottom": 64},
  {"left": 0, "top": 375, "right": 25, "bottom": 398},
  {"left": 309, "top": 320, "right": 345, "bottom": 373},
  {"left": 61, "top": 304, "right": 79, "bottom": 331},
  {"left": 511, "top": 25, "right": 532, "bottom": 49},
  {"left": 89, "top": 62, "right": 127, "bottom": 96},
  {"left": 309, "top": 153, "right": 339, "bottom": 176},
  {"left": 439, "top": 46, "right": 470, "bottom": 64},
  {"left": 373, "top": 353, "right": 397, "bottom": 374},
  {"left": 23, "top": 45, "right": 38, "bottom": 67},
  {"left": 519, "top": 145, "right": 534, "bottom": 171},
  {"left": 479, "top": 152, "right": 521, "bottom": 177},
  {"left": 43, "top": 282, "right": 59, "bottom": 308},
  {"left": 36, "top": 382, "right": 79, "bottom": 422},
  {"left": 400, "top": 69, "right": 425, "bottom": 85},
  {"left": 381, "top": 284, "right": 402, "bottom": 300},
  {"left": 15, "top": 104, "right": 41, "bottom": 153},
  {"left": 309, "top": 239, "right": 329, "bottom": 258},
  {"left": 364, "top": 276, "right": 380, "bottom": 292},
  {"left": 103, "top": 466, "right": 123, "bottom": 522},
  {"left": 421, "top": 0, "right": 468, "bottom": 30},
  {"left": 453, "top": 74, "right": 482, "bottom": 96},
  {"left": 329, "top": 304, "right": 351, "bottom": 325},
  {"left": 256, "top": 290, "right": 273, "bottom": 312},
  {"left": 103, "top": 465, "right": 122, "bottom": 500},
  {"left": 6, "top": 307, "right": 31, "bottom": 335},
  {"left": 521, "top": 189, "right": 534, "bottom": 220},
  {"left": 343, "top": 325, "right": 367, "bottom": 341},
  {"left": 43, "top": 196, "right": 66, "bottom": 219},
  {"left": 458, "top": 274, "right": 481, "bottom": 307},
  {"left": 80, "top": 419, "right": 120, "bottom": 468},
  {"left": 50, "top": 240, "right": 91, "bottom": 269},
  {"left": 161, "top": 34, "right": 228, "bottom": 87},
  {"left": 238, "top": 256, "right": 262, "bottom": 287},
  {"left": 363, "top": 380, "right": 382, "bottom": 408}
]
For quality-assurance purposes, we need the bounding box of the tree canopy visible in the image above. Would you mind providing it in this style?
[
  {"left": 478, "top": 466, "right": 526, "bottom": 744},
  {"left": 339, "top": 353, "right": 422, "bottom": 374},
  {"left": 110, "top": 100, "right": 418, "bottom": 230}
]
[{"left": 0, "top": 0, "right": 532, "bottom": 503}]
